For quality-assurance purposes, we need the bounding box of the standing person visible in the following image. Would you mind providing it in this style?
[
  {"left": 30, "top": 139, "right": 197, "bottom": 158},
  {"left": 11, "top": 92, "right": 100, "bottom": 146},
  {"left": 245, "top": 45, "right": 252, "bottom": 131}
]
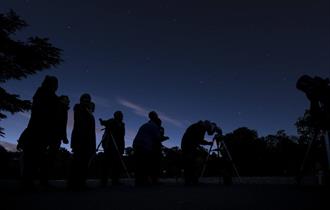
[
  {"left": 46, "top": 95, "right": 70, "bottom": 179},
  {"left": 181, "top": 120, "right": 216, "bottom": 185},
  {"left": 99, "top": 111, "right": 125, "bottom": 186},
  {"left": 133, "top": 111, "right": 163, "bottom": 186},
  {"left": 55, "top": 95, "right": 70, "bottom": 146},
  {"left": 296, "top": 75, "right": 330, "bottom": 184},
  {"left": 68, "top": 93, "right": 96, "bottom": 189},
  {"left": 17, "top": 75, "right": 59, "bottom": 189},
  {"left": 148, "top": 112, "right": 169, "bottom": 184}
]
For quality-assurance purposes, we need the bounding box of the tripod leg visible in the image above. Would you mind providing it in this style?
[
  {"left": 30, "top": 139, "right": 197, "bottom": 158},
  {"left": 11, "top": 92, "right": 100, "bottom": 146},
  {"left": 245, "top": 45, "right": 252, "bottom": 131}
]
[
  {"left": 215, "top": 142, "right": 222, "bottom": 184},
  {"left": 109, "top": 133, "right": 131, "bottom": 179},
  {"left": 200, "top": 140, "right": 214, "bottom": 179},
  {"left": 324, "top": 131, "right": 330, "bottom": 171},
  {"left": 88, "top": 133, "right": 106, "bottom": 169},
  {"left": 222, "top": 141, "right": 241, "bottom": 183},
  {"left": 298, "top": 130, "right": 319, "bottom": 182}
]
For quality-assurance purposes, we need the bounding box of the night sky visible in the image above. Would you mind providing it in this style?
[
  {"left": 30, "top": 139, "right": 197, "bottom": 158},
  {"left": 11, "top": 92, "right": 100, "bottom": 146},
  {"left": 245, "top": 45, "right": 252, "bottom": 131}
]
[{"left": 1, "top": 0, "right": 329, "bottom": 148}]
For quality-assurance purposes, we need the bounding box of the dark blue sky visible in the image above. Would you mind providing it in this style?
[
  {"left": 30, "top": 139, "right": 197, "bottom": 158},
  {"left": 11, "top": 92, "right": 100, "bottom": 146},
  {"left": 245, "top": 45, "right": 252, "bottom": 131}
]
[{"left": 1, "top": 0, "right": 330, "bottom": 148}]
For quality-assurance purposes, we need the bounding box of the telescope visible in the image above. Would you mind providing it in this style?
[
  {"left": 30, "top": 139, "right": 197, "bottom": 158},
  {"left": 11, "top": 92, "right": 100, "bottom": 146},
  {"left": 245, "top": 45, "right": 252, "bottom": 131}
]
[{"left": 296, "top": 75, "right": 330, "bottom": 183}]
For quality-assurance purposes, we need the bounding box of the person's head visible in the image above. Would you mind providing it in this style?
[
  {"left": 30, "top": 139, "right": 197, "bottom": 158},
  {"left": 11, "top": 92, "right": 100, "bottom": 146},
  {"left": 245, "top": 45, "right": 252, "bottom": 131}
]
[
  {"left": 213, "top": 123, "right": 222, "bottom": 135},
  {"left": 80, "top": 93, "right": 91, "bottom": 106},
  {"left": 148, "top": 111, "right": 159, "bottom": 121},
  {"left": 41, "top": 75, "right": 58, "bottom": 92},
  {"left": 204, "top": 120, "right": 217, "bottom": 135},
  {"left": 114, "top": 110, "right": 123, "bottom": 121},
  {"left": 59, "top": 95, "right": 70, "bottom": 108}
]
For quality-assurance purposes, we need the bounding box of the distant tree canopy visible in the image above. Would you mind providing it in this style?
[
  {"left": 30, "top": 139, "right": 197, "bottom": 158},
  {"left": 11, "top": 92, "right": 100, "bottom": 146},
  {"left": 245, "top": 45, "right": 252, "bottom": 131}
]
[
  {"left": 0, "top": 10, "right": 62, "bottom": 136},
  {"left": 295, "top": 110, "right": 323, "bottom": 144}
]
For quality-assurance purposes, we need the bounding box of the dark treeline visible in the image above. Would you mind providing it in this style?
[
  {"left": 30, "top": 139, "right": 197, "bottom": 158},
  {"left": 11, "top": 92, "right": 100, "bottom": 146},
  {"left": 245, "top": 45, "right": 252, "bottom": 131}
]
[{"left": 0, "top": 123, "right": 326, "bottom": 180}]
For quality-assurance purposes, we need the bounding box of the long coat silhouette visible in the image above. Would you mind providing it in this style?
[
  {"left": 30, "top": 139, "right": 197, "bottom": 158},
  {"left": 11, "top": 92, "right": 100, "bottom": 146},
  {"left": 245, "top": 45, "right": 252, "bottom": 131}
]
[
  {"left": 17, "top": 75, "right": 59, "bottom": 188},
  {"left": 69, "top": 95, "right": 96, "bottom": 189},
  {"left": 71, "top": 103, "right": 96, "bottom": 157}
]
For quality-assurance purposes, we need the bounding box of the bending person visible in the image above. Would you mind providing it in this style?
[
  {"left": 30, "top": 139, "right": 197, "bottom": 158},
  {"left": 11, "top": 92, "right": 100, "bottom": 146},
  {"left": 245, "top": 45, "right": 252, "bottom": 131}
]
[{"left": 181, "top": 120, "right": 216, "bottom": 185}]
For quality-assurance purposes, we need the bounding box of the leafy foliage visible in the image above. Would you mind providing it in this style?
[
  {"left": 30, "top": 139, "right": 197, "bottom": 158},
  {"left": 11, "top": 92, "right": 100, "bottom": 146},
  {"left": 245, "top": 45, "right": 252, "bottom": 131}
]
[{"left": 0, "top": 10, "right": 62, "bottom": 136}]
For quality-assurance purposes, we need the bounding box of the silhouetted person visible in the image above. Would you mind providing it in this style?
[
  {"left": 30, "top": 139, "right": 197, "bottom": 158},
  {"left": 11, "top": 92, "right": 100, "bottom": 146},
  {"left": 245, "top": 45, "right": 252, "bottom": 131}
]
[
  {"left": 55, "top": 95, "right": 70, "bottom": 146},
  {"left": 0, "top": 145, "right": 9, "bottom": 178},
  {"left": 181, "top": 120, "right": 216, "bottom": 185},
  {"left": 133, "top": 111, "right": 164, "bottom": 186},
  {"left": 68, "top": 93, "right": 96, "bottom": 189},
  {"left": 296, "top": 75, "right": 330, "bottom": 183},
  {"left": 99, "top": 111, "right": 125, "bottom": 186},
  {"left": 297, "top": 75, "right": 330, "bottom": 131},
  {"left": 17, "top": 75, "right": 59, "bottom": 189},
  {"left": 148, "top": 111, "right": 169, "bottom": 184},
  {"left": 46, "top": 95, "right": 70, "bottom": 178}
]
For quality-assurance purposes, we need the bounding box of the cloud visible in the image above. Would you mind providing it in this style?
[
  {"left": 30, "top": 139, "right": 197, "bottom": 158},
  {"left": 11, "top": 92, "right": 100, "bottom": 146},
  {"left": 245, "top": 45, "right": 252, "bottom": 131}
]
[
  {"left": 117, "top": 98, "right": 148, "bottom": 117},
  {"left": 157, "top": 113, "right": 184, "bottom": 127},
  {"left": 117, "top": 98, "right": 184, "bottom": 127}
]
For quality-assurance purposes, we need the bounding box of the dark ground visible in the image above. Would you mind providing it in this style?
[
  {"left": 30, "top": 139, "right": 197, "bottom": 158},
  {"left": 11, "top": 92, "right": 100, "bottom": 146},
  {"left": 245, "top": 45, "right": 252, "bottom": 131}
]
[{"left": 0, "top": 179, "right": 328, "bottom": 210}]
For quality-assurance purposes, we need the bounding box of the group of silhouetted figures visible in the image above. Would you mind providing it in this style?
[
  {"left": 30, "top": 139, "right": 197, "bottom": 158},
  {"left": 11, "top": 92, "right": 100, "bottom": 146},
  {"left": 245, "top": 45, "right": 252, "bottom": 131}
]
[
  {"left": 16, "top": 75, "right": 330, "bottom": 190},
  {"left": 17, "top": 75, "right": 223, "bottom": 190}
]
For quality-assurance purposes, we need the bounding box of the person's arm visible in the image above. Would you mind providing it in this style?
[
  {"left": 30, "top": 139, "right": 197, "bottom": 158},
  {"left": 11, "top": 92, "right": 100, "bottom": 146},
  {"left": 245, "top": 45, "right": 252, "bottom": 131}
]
[
  {"left": 200, "top": 139, "right": 213, "bottom": 145},
  {"left": 198, "top": 130, "right": 213, "bottom": 145},
  {"left": 161, "top": 136, "right": 170, "bottom": 142},
  {"left": 122, "top": 124, "right": 125, "bottom": 153},
  {"left": 62, "top": 111, "right": 69, "bottom": 144}
]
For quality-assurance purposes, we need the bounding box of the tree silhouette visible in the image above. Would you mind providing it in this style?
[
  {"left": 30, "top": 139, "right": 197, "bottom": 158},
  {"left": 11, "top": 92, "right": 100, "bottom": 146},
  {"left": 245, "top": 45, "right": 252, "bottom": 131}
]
[
  {"left": 0, "top": 10, "right": 62, "bottom": 136},
  {"left": 263, "top": 130, "right": 300, "bottom": 175},
  {"left": 295, "top": 110, "right": 327, "bottom": 174},
  {"left": 222, "top": 127, "right": 264, "bottom": 175},
  {"left": 295, "top": 110, "right": 322, "bottom": 144}
]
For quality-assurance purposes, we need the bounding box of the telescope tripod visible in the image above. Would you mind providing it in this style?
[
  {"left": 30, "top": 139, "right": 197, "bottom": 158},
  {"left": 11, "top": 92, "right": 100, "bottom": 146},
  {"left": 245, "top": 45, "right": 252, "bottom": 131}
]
[
  {"left": 89, "top": 130, "right": 131, "bottom": 179},
  {"left": 297, "top": 129, "right": 330, "bottom": 184},
  {"left": 200, "top": 137, "right": 241, "bottom": 184}
]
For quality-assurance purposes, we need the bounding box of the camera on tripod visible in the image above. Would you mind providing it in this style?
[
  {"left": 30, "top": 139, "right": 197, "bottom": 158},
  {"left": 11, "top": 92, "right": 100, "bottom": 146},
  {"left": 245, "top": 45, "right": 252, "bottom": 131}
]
[
  {"left": 212, "top": 126, "right": 223, "bottom": 144},
  {"left": 200, "top": 124, "right": 241, "bottom": 183},
  {"left": 99, "top": 118, "right": 110, "bottom": 128}
]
